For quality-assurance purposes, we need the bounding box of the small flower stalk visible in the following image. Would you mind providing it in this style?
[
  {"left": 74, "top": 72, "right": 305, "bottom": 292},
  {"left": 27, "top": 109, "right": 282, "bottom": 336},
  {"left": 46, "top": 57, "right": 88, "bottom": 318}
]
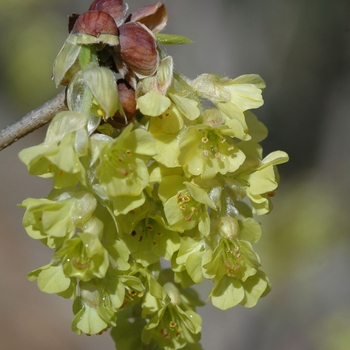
[{"left": 19, "top": 0, "right": 288, "bottom": 349}]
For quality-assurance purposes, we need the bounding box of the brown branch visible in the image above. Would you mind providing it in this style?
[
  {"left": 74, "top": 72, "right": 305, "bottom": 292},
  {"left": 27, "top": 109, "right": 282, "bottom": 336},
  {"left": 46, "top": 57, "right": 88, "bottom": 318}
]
[{"left": 0, "top": 89, "right": 67, "bottom": 151}]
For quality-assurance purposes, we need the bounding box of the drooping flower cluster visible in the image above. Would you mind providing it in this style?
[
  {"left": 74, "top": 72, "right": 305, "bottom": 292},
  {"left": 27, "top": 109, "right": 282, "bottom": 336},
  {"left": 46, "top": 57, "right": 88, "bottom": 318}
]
[{"left": 19, "top": 1, "right": 288, "bottom": 349}]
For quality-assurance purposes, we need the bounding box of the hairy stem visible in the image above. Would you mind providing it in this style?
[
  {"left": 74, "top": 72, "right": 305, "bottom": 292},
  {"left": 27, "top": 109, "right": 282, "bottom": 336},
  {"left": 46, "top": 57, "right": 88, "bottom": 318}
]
[{"left": 0, "top": 89, "right": 67, "bottom": 151}]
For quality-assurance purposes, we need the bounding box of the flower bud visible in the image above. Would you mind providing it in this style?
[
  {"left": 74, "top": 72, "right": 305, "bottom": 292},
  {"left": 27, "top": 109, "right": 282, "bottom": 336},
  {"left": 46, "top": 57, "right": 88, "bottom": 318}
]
[
  {"left": 117, "top": 22, "right": 158, "bottom": 76},
  {"left": 218, "top": 216, "right": 240, "bottom": 240},
  {"left": 89, "top": 0, "right": 129, "bottom": 26},
  {"left": 129, "top": 2, "right": 168, "bottom": 33},
  {"left": 71, "top": 10, "right": 119, "bottom": 37}
]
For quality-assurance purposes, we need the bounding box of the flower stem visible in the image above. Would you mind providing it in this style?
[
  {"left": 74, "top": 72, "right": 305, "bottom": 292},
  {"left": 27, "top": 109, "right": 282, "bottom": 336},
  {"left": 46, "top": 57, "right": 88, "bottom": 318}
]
[{"left": 0, "top": 89, "right": 67, "bottom": 151}]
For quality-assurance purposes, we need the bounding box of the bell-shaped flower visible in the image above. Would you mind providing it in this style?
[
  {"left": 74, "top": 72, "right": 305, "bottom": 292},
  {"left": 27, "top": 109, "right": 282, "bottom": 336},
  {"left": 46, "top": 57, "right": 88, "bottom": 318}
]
[
  {"left": 158, "top": 175, "right": 216, "bottom": 234},
  {"left": 178, "top": 124, "right": 246, "bottom": 180},
  {"left": 54, "top": 217, "right": 109, "bottom": 281},
  {"left": 18, "top": 111, "right": 89, "bottom": 188},
  {"left": 203, "top": 217, "right": 261, "bottom": 282},
  {"left": 72, "top": 279, "right": 117, "bottom": 335},
  {"left": 190, "top": 74, "right": 265, "bottom": 142},
  {"left": 191, "top": 73, "right": 265, "bottom": 111},
  {"left": 20, "top": 190, "right": 97, "bottom": 249},
  {"left": 237, "top": 150, "right": 289, "bottom": 214},
  {"left": 202, "top": 216, "right": 269, "bottom": 310},
  {"left": 122, "top": 214, "right": 180, "bottom": 267},
  {"left": 94, "top": 124, "right": 156, "bottom": 202},
  {"left": 208, "top": 269, "right": 270, "bottom": 310},
  {"left": 73, "top": 269, "right": 146, "bottom": 336},
  {"left": 142, "top": 282, "right": 202, "bottom": 350},
  {"left": 67, "top": 62, "right": 121, "bottom": 120}
]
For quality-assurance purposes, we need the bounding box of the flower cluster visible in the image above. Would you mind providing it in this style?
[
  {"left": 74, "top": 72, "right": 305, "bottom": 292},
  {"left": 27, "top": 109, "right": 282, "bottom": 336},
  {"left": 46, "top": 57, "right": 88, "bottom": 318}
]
[{"left": 19, "top": 1, "right": 288, "bottom": 349}]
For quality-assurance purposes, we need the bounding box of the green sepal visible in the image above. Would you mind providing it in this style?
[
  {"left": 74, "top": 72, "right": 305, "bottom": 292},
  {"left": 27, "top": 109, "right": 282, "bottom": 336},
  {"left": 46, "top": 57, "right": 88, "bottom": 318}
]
[
  {"left": 105, "top": 239, "right": 131, "bottom": 271},
  {"left": 240, "top": 270, "right": 271, "bottom": 308},
  {"left": 184, "top": 181, "right": 216, "bottom": 210},
  {"left": 239, "top": 217, "right": 262, "bottom": 244},
  {"left": 68, "top": 62, "right": 120, "bottom": 118},
  {"left": 104, "top": 269, "right": 144, "bottom": 310},
  {"left": 245, "top": 111, "right": 268, "bottom": 142},
  {"left": 209, "top": 275, "right": 245, "bottom": 310},
  {"left": 186, "top": 251, "right": 205, "bottom": 283},
  {"left": 28, "top": 263, "right": 74, "bottom": 295},
  {"left": 168, "top": 93, "right": 200, "bottom": 121},
  {"left": 137, "top": 89, "right": 171, "bottom": 116},
  {"left": 53, "top": 40, "right": 82, "bottom": 87},
  {"left": 111, "top": 192, "right": 146, "bottom": 216},
  {"left": 151, "top": 131, "right": 181, "bottom": 168}
]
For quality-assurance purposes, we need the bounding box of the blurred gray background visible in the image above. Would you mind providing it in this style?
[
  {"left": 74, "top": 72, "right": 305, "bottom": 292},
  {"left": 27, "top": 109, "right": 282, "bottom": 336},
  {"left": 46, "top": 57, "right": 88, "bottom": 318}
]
[{"left": 1, "top": 0, "right": 350, "bottom": 349}]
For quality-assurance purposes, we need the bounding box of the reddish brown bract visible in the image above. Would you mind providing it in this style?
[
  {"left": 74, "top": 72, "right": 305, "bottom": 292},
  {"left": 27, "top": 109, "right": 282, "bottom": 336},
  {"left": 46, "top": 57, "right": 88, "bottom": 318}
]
[
  {"left": 118, "top": 22, "right": 158, "bottom": 76},
  {"left": 89, "top": 0, "right": 128, "bottom": 26},
  {"left": 71, "top": 10, "right": 119, "bottom": 37},
  {"left": 129, "top": 2, "right": 168, "bottom": 33}
]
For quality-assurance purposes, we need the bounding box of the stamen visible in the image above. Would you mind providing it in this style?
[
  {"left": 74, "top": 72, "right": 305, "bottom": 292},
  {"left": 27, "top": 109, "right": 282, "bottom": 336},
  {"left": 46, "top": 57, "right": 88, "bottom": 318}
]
[
  {"left": 97, "top": 109, "right": 105, "bottom": 117},
  {"left": 117, "top": 168, "right": 129, "bottom": 176},
  {"left": 185, "top": 214, "right": 192, "bottom": 221}
]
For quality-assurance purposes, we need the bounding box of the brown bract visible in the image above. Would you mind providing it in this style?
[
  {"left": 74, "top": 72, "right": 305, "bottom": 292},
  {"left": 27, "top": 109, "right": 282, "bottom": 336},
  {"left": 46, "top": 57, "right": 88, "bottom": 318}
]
[
  {"left": 128, "top": 2, "right": 167, "bottom": 34},
  {"left": 117, "top": 22, "right": 158, "bottom": 77},
  {"left": 109, "top": 79, "right": 137, "bottom": 127},
  {"left": 89, "top": 0, "right": 128, "bottom": 26},
  {"left": 116, "top": 79, "right": 137, "bottom": 120},
  {"left": 71, "top": 10, "right": 119, "bottom": 37}
]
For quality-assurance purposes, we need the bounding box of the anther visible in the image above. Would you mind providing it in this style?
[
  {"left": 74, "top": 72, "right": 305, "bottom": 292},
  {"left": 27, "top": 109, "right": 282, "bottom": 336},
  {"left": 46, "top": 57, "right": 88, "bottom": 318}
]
[
  {"left": 185, "top": 215, "right": 192, "bottom": 221},
  {"left": 97, "top": 109, "right": 105, "bottom": 117},
  {"left": 117, "top": 168, "right": 129, "bottom": 176}
]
